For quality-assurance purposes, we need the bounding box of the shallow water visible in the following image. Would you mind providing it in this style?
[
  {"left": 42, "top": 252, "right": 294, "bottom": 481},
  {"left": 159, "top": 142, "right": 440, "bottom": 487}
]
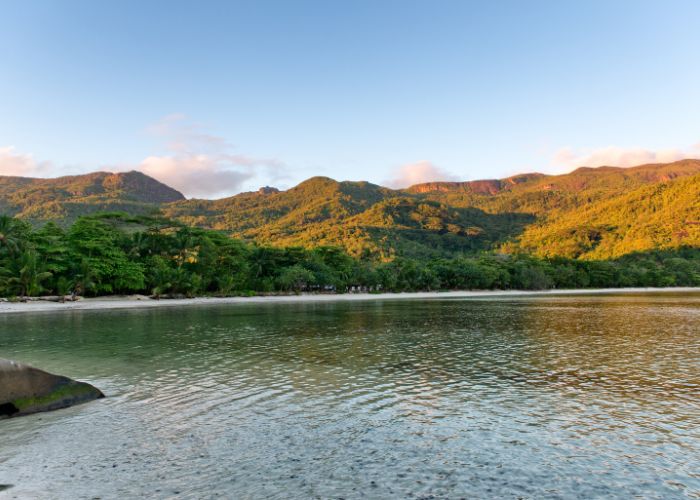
[{"left": 1, "top": 293, "right": 699, "bottom": 499}]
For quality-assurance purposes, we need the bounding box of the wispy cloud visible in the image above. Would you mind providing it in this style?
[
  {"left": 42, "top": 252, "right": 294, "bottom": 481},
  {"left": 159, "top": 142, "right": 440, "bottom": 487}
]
[
  {"left": 385, "top": 161, "right": 458, "bottom": 189},
  {"left": 551, "top": 142, "right": 700, "bottom": 171},
  {"left": 0, "top": 146, "right": 52, "bottom": 177},
  {"left": 136, "top": 114, "right": 287, "bottom": 198},
  {"left": 1, "top": 116, "right": 289, "bottom": 198},
  {"left": 139, "top": 155, "right": 256, "bottom": 199}
]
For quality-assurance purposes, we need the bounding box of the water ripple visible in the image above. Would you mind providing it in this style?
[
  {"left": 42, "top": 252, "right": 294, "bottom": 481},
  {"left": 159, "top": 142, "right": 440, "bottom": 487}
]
[{"left": 1, "top": 292, "right": 699, "bottom": 499}]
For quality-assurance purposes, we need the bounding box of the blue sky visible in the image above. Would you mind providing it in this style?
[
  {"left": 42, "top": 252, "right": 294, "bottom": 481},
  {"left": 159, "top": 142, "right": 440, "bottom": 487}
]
[{"left": 1, "top": 0, "right": 700, "bottom": 197}]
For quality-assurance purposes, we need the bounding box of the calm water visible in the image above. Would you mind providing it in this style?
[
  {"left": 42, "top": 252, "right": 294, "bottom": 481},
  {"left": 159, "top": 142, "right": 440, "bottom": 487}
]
[{"left": 0, "top": 293, "right": 699, "bottom": 499}]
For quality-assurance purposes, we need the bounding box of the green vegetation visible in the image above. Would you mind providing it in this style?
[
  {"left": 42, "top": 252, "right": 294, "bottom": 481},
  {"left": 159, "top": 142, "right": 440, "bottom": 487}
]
[
  {"left": 1, "top": 213, "right": 698, "bottom": 299},
  {"left": 160, "top": 160, "right": 700, "bottom": 260},
  {"left": 506, "top": 173, "right": 700, "bottom": 258},
  {"left": 161, "top": 177, "right": 525, "bottom": 260},
  {"left": 0, "top": 170, "right": 183, "bottom": 222},
  {"left": 11, "top": 381, "right": 101, "bottom": 414},
  {"left": 1, "top": 159, "right": 699, "bottom": 290},
  {"left": 2, "top": 160, "right": 699, "bottom": 261}
]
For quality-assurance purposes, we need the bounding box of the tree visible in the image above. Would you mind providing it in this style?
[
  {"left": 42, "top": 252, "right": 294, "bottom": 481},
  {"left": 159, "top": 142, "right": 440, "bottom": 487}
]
[
  {"left": 146, "top": 256, "right": 174, "bottom": 298},
  {"left": 55, "top": 276, "right": 73, "bottom": 302},
  {"left": 68, "top": 218, "right": 145, "bottom": 293},
  {"left": 6, "top": 250, "right": 53, "bottom": 297},
  {"left": 0, "top": 215, "right": 29, "bottom": 255},
  {"left": 73, "top": 259, "right": 97, "bottom": 296},
  {"left": 277, "top": 265, "right": 316, "bottom": 292}
]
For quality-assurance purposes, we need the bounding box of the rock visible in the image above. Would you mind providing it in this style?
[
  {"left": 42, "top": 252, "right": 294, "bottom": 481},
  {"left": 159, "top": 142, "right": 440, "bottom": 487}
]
[
  {"left": 0, "top": 359, "right": 104, "bottom": 419},
  {"left": 258, "top": 186, "right": 279, "bottom": 195}
]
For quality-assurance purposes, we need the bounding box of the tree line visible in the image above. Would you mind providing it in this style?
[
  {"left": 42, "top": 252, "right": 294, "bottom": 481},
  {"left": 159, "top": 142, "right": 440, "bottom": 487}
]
[{"left": 0, "top": 213, "right": 698, "bottom": 298}]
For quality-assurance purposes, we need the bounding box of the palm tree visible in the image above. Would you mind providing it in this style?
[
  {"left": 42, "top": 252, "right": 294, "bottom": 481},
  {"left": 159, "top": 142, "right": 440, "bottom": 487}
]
[
  {"left": 216, "top": 274, "right": 237, "bottom": 296},
  {"left": 149, "top": 263, "right": 173, "bottom": 299},
  {"left": 7, "top": 250, "right": 53, "bottom": 297},
  {"left": 172, "top": 228, "right": 203, "bottom": 267},
  {"left": 171, "top": 266, "right": 194, "bottom": 295},
  {"left": 0, "top": 215, "right": 23, "bottom": 255},
  {"left": 73, "top": 259, "right": 97, "bottom": 297},
  {"left": 55, "top": 276, "right": 73, "bottom": 302},
  {"left": 129, "top": 231, "right": 155, "bottom": 259}
]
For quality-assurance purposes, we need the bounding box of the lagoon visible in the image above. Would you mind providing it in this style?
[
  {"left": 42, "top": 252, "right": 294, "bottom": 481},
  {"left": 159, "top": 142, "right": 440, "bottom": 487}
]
[{"left": 1, "top": 292, "right": 699, "bottom": 498}]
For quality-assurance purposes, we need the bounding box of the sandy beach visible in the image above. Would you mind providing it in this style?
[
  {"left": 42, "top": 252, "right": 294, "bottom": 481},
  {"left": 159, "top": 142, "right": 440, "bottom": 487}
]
[{"left": 1, "top": 287, "right": 698, "bottom": 315}]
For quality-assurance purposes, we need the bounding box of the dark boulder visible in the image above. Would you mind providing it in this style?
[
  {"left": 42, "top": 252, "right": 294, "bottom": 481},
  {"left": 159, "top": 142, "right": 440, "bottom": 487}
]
[{"left": 0, "top": 359, "right": 104, "bottom": 419}]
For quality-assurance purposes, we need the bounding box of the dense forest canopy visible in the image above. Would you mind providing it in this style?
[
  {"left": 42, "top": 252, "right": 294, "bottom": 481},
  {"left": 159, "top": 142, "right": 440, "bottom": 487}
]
[
  {"left": 1, "top": 213, "right": 698, "bottom": 299},
  {"left": 1, "top": 159, "right": 698, "bottom": 297}
]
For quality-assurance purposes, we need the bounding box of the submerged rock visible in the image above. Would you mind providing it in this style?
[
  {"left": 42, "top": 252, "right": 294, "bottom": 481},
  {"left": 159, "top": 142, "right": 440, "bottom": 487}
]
[{"left": 0, "top": 359, "right": 104, "bottom": 419}]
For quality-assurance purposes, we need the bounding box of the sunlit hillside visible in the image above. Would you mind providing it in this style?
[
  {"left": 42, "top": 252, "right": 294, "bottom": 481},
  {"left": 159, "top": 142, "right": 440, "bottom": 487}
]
[{"left": 2, "top": 159, "right": 699, "bottom": 260}]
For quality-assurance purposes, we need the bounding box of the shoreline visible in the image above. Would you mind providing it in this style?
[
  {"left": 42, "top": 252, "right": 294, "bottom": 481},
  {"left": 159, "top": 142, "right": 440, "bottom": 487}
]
[{"left": 0, "top": 287, "right": 698, "bottom": 315}]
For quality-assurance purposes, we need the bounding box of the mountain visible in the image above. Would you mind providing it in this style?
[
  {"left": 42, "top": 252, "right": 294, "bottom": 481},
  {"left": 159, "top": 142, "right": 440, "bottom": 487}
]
[
  {"left": 406, "top": 173, "right": 546, "bottom": 195},
  {"left": 161, "top": 176, "right": 534, "bottom": 259},
  {"left": 161, "top": 159, "right": 700, "bottom": 259},
  {"left": 410, "top": 159, "right": 700, "bottom": 215},
  {"left": 0, "top": 170, "right": 184, "bottom": 221},
  {"left": 508, "top": 172, "right": 700, "bottom": 258},
  {"left": 1, "top": 159, "right": 699, "bottom": 260}
]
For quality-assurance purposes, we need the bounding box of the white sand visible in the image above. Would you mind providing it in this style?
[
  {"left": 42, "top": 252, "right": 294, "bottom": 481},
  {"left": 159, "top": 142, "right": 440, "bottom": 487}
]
[{"left": 0, "top": 287, "right": 698, "bottom": 315}]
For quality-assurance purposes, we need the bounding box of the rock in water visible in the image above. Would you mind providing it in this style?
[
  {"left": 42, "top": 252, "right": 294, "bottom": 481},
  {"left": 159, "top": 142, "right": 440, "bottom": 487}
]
[{"left": 0, "top": 359, "right": 104, "bottom": 418}]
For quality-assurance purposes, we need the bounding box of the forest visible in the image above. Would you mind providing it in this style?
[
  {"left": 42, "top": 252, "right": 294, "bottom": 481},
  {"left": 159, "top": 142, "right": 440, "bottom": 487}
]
[{"left": 1, "top": 212, "right": 698, "bottom": 299}]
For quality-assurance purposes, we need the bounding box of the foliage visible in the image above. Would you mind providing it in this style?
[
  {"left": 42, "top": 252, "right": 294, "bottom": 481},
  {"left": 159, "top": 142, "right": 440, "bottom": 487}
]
[
  {"left": 160, "top": 160, "right": 700, "bottom": 260},
  {"left": 0, "top": 171, "right": 182, "bottom": 222},
  {"left": 0, "top": 213, "right": 698, "bottom": 298},
  {"left": 3, "top": 160, "right": 700, "bottom": 261},
  {"left": 507, "top": 174, "right": 700, "bottom": 259}
]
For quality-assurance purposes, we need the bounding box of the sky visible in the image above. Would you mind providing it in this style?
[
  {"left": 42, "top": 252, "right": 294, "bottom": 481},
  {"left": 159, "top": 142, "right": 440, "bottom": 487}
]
[{"left": 1, "top": 0, "right": 700, "bottom": 198}]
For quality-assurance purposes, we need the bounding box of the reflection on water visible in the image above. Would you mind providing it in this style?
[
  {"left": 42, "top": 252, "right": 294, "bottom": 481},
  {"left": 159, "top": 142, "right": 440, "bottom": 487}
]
[{"left": 0, "top": 293, "right": 699, "bottom": 499}]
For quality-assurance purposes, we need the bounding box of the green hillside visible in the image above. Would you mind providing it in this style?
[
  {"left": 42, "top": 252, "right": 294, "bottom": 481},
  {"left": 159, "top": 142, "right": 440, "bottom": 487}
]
[
  {"left": 160, "top": 159, "right": 700, "bottom": 259},
  {"left": 2, "top": 212, "right": 698, "bottom": 299},
  {"left": 161, "top": 177, "right": 534, "bottom": 259},
  {"left": 1, "top": 159, "right": 698, "bottom": 261},
  {"left": 0, "top": 170, "right": 184, "bottom": 221},
  {"left": 507, "top": 173, "right": 700, "bottom": 259},
  {"left": 413, "top": 159, "right": 700, "bottom": 215}
]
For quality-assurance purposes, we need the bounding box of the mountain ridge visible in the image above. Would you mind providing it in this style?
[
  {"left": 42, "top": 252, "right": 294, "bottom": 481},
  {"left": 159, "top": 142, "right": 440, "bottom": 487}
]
[
  {"left": 406, "top": 160, "right": 700, "bottom": 196},
  {"left": 1, "top": 159, "right": 699, "bottom": 260},
  {"left": 0, "top": 170, "right": 184, "bottom": 220}
]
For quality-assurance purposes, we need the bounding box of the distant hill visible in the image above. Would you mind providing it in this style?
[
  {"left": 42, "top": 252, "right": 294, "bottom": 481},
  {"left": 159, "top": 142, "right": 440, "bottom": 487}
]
[
  {"left": 161, "top": 176, "right": 534, "bottom": 259},
  {"left": 410, "top": 160, "right": 700, "bottom": 196},
  {"left": 411, "top": 159, "right": 700, "bottom": 215},
  {"left": 508, "top": 172, "right": 700, "bottom": 258},
  {"left": 0, "top": 170, "right": 184, "bottom": 221},
  {"left": 406, "top": 173, "right": 546, "bottom": 195},
  {"left": 1, "top": 159, "right": 699, "bottom": 260},
  {"left": 161, "top": 159, "right": 700, "bottom": 259}
]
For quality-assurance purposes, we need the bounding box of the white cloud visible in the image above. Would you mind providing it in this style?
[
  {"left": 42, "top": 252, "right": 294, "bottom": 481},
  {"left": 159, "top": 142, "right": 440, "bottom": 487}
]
[
  {"left": 133, "top": 114, "right": 287, "bottom": 198},
  {"left": 2, "top": 115, "right": 288, "bottom": 198},
  {"left": 139, "top": 154, "right": 256, "bottom": 199},
  {"left": 385, "top": 161, "right": 458, "bottom": 189},
  {"left": 551, "top": 142, "right": 700, "bottom": 171},
  {"left": 0, "top": 146, "right": 52, "bottom": 177}
]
